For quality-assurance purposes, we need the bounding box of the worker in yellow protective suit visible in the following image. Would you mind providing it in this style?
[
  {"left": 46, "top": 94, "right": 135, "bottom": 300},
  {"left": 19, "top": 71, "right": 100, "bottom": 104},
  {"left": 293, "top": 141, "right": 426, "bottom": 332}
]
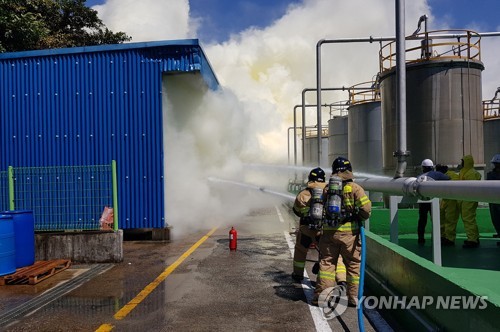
[
  {"left": 436, "top": 165, "right": 460, "bottom": 246},
  {"left": 292, "top": 167, "right": 346, "bottom": 284},
  {"left": 313, "top": 157, "right": 371, "bottom": 307},
  {"left": 458, "top": 155, "right": 482, "bottom": 248}
]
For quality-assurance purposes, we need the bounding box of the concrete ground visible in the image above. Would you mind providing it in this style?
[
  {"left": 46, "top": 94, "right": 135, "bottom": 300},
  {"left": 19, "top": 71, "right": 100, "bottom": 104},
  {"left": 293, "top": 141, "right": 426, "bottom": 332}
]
[{"left": 0, "top": 203, "right": 387, "bottom": 332}]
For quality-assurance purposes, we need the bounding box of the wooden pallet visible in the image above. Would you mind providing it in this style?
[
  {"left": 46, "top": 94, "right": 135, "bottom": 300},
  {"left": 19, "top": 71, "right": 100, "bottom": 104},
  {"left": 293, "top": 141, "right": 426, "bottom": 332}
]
[{"left": 0, "top": 259, "right": 71, "bottom": 285}]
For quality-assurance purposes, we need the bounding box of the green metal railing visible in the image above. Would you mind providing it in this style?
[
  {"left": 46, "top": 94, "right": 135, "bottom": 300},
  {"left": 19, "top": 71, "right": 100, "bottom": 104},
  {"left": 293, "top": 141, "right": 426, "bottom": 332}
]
[
  {"left": 0, "top": 161, "right": 118, "bottom": 232},
  {"left": 0, "top": 171, "right": 8, "bottom": 211}
]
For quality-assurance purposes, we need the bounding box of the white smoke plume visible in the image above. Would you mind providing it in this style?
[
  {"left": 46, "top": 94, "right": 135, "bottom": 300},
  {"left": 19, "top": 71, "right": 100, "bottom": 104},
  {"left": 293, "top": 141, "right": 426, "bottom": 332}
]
[
  {"left": 93, "top": 0, "right": 198, "bottom": 41},
  {"left": 92, "top": 0, "right": 500, "bottom": 237}
]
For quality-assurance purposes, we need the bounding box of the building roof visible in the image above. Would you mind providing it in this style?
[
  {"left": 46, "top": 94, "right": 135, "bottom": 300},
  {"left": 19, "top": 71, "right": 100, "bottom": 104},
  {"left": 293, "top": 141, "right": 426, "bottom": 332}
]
[{"left": 0, "top": 39, "right": 219, "bottom": 88}]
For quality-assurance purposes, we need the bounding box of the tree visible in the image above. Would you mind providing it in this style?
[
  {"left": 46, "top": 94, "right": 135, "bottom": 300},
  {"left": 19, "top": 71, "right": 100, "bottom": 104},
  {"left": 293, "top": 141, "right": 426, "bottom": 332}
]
[{"left": 0, "top": 0, "right": 131, "bottom": 52}]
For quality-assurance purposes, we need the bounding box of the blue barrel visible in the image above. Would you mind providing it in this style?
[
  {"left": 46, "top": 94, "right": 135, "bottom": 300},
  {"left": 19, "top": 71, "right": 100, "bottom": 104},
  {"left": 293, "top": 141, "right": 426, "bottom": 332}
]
[
  {"left": 3, "top": 210, "right": 35, "bottom": 268},
  {"left": 0, "top": 215, "right": 16, "bottom": 276}
]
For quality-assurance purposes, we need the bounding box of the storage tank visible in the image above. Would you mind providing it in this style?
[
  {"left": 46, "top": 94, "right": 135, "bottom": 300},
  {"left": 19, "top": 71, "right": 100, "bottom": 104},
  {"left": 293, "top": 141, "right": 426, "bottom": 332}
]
[
  {"left": 379, "top": 30, "right": 485, "bottom": 176},
  {"left": 347, "top": 83, "right": 383, "bottom": 203},
  {"left": 328, "top": 116, "right": 348, "bottom": 165},
  {"left": 303, "top": 127, "right": 329, "bottom": 167},
  {"left": 483, "top": 91, "right": 500, "bottom": 173},
  {"left": 347, "top": 83, "right": 382, "bottom": 175}
]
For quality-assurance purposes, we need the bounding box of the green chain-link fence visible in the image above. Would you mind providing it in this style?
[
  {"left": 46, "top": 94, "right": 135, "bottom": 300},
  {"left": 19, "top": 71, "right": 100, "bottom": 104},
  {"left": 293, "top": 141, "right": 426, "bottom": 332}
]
[{"left": 0, "top": 161, "right": 118, "bottom": 232}]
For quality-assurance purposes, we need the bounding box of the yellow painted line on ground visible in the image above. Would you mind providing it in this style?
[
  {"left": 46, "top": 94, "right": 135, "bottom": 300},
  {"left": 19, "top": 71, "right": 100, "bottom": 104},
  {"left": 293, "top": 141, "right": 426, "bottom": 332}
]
[
  {"left": 95, "top": 227, "right": 218, "bottom": 331},
  {"left": 95, "top": 323, "right": 114, "bottom": 332}
]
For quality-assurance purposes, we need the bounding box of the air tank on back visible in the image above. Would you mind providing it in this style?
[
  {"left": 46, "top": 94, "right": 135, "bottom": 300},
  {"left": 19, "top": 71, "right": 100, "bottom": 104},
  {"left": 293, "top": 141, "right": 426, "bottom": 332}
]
[
  {"left": 379, "top": 30, "right": 485, "bottom": 175},
  {"left": 347, "top": 82, "right": 382, "bottom": 176},
  {"left": 483, "top": 88, "right": 500, "bottom": 173},
  {"left": 328, "top": 102, "right": 349, "bottom": 165}
]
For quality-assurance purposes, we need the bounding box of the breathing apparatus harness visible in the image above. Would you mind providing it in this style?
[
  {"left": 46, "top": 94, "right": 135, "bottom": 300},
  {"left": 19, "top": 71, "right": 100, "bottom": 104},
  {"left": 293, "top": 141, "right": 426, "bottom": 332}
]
[
  {"left": 322, "top": 176, "right": 358, "bottom": 228},
  {"left": 302, "top": 175, "right": 359, "bottom": 231}
]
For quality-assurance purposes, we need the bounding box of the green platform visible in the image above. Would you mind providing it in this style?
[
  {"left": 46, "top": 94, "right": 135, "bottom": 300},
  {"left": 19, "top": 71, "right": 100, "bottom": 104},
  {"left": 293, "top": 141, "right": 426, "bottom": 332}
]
[{"left": 365, "top": 208, "right": 500, "bottom": 331}]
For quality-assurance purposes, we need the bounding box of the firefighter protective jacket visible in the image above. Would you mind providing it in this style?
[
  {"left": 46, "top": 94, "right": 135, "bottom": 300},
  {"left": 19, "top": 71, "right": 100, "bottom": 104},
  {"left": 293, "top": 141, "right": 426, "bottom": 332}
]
[{"left": 322, "top": 170, "right": 371, "bottom": 233}]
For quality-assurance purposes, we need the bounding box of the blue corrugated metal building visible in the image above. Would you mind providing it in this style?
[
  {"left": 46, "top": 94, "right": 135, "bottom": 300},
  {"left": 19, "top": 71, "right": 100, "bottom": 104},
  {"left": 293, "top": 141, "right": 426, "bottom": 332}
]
[{"left": 0, "top": 39, "right": 219, "bottom": 229}]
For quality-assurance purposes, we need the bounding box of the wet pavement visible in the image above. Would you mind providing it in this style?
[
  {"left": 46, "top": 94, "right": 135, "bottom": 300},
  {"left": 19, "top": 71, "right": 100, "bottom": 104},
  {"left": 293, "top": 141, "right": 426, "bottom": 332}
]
[{"left": 0, "top": 202, "right": 386, "bottom": 331}]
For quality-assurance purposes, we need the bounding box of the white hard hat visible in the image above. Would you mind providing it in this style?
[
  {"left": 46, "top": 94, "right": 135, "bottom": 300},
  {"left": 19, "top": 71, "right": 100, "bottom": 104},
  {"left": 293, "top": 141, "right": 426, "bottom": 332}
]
[
  {"left": 421, "top": 159, "right": 434, "bottom": 167},
  {"left": 491, "top": 154, "right": 500, "bottom": 164}
]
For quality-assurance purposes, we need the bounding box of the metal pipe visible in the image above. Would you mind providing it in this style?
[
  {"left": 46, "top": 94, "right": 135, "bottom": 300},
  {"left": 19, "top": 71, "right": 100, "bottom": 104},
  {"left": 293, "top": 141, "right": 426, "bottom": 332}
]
[
  {"left": 295, "top": 103, "right": 328, "bottom": 166},
  {"left": 411, "top": 14, "right": 428, "bottom": 36},
  {"left": 289, "top": 120, "right": 327, "bottom": 166},
  {"left": 315, "top": 29, "right": 500, "bottom": 174},
  {"left": 492, "top": 87, "right": 500, "bottom": 101},
  {"left": 315, "top": 37, "right": 396, "bottom": 168},
  {"left": 213, "top": 174, "right": 500, "bottom": 204},
  {"left": 416, "top": 181, "right": 500, "bottom": 204},
  {"left": 411, "top": 31, "right": 500, "bottom": 40},
  {"left": 315, "top": 45, "right": 323, "bottom": 167},
  {"left": 355, "top": 177, "right": 500, "bottom": 204},
  {"left": 297, "top": 103, "right": 319, "bottom": 166},
  {"left": 394, "top": 0, "right": 409, "bottom": 178},
  {"left": 302, "top": 87, "right": 342, "bottom": 166},
  {"left": 301, "top": 86, "right": 373, "bottom": 166},
  {"left": 355, "top": 177, "right": 416, "bottom": 196}
]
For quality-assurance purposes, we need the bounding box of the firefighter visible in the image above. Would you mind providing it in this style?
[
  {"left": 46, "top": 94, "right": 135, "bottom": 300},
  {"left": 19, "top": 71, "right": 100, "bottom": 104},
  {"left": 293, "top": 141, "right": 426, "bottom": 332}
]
[
  {"left": 313, "top": 157, "right": 371, "bottom": 307},
  {"left": 292, "top": 167, "right": 346, "bottom": 285},
  {"left": 458, "top": 155, "right": 482, "bottom": 248}
]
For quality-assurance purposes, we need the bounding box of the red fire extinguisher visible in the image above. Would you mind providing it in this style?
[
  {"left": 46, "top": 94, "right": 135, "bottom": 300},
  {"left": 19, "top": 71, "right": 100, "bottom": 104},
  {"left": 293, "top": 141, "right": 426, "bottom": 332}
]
[{"left": 229, "top": 227, "right": 237, "bottom": 251}]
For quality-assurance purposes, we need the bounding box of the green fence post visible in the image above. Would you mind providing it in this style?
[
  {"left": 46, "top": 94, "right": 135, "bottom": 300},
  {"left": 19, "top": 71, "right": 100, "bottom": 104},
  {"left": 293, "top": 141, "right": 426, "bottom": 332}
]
[
  {"left": 112, "top": 160, "right": 119, "bottom": 231},
  {"left": 8, "top": 166, "right": 14, "bottom": 210}
]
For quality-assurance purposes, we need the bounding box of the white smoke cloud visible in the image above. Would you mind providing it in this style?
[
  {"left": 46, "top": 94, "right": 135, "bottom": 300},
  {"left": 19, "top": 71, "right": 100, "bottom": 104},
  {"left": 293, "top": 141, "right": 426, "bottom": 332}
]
[
  {"left": 92, "top": 0, "right": 500, "bottom": 236},
  {"left": 92, "top": 0, "right": 436, "bottom": 162},
  {"left": 162, "top": 75, "right": 290, "bottom": 236},
  {"left": 479, "top": 39, "right": 500, "bottom": 100},
  {"left": 93, "top": 0, "right": 198, "bottom": 41}
]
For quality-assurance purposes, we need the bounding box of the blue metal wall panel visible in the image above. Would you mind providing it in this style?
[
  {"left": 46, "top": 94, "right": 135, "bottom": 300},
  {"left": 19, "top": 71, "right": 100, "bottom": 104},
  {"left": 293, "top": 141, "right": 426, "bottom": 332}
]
[{"left": 0, "top": 40, "right": 218, "bottom": 229}]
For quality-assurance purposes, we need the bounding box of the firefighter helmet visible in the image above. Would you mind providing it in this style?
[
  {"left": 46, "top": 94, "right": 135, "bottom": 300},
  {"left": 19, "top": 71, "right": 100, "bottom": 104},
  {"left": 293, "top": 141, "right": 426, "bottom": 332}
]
[
  {"left": 308, "top": 167, "right": 326, "bottom": 182},
  {"left": 332, "top": 157, "right": 352, "bottom": 173}
]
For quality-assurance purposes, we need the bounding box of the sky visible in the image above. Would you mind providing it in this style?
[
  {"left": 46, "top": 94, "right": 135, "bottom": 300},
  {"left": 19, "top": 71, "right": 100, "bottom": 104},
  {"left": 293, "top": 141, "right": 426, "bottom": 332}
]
[
  {"left": 83, "top": 0, "right": 500, "bottom": 233},
  {"left": 86, "top": 0, "right": 500, "bottom": 43}
]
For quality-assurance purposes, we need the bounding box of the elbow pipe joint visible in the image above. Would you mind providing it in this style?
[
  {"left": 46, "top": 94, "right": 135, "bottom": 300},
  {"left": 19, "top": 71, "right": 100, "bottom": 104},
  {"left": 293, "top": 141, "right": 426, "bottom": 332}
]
[
  {"left": 409, "top": 176, "right": 436, "bottom": 200},
  {"left": 402, "top": 177, "right": 418, "bottom": 197}
]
